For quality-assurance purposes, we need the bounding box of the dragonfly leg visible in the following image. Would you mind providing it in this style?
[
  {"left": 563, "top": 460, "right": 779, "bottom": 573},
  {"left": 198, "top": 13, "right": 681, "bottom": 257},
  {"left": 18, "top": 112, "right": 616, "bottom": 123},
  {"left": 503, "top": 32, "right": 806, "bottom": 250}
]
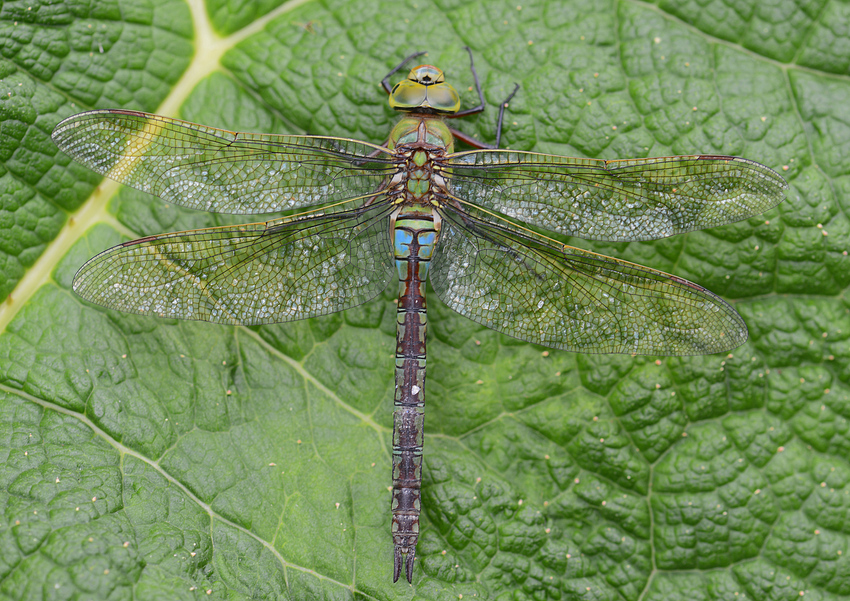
[
  {"left": 351, "top": 142, "right": 392, "bottom": 167},
  {"left": 382, "top": 51, "right": 429, "bottom": 94},
  {"left": 450, "top": 46, "right": 487, "bottom": 118},
  {"left": 452, "top": 83, "right": 520, "bottom": 148},
  {"left": 360, "top": 180, "right": 389, "bottom": 209},
  {"left": 448, "top": 126, "right": 495, "bottom": 149},
  {"left": 493, "top": 83, "right": 520, "bottom": 148},
  {"left": 448, "top": 47, "right": 520, "bottom": 149}
]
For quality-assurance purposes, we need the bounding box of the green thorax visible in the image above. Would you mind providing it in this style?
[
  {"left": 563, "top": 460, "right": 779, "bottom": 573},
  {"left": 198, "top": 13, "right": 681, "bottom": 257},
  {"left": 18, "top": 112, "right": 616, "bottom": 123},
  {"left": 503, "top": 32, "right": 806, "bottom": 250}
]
[
  {"left": 387, "top": 117, "right": 453, "bottom": 203},
  {"left": 388, "top": 116, "right": 454, "bottom": 153}
]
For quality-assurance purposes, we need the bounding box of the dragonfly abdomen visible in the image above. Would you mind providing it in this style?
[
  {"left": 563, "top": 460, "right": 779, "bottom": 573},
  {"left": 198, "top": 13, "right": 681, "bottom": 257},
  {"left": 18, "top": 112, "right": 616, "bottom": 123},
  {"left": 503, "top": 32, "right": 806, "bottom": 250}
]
[{"left": 391, "top": 207, "right": 439, "bottom": 582}]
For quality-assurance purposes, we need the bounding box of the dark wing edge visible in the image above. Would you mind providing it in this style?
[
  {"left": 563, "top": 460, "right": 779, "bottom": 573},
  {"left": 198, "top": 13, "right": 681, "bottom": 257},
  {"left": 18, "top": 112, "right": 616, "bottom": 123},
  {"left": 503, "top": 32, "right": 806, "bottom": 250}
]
[
  {"left": 431, "top": 203, "right": 747, "bottom": 356},
  {"left": 72, "top": 203, "right": 396, "bottom": 325},
  {"left": 445, "top": 151, "right": 787, "bottom": 242},
  {"left": 52, "top": 109, "right": 396, "bottom": 214}
]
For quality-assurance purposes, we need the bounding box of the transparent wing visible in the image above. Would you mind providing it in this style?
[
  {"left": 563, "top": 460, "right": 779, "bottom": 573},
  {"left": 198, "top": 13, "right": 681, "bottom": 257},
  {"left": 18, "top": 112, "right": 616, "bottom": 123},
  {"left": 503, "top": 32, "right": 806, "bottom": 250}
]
[
  {"left": 53, "top": 109, "right": 395, "bottom": 214},
  {"left": 73, "top": 203, "right": 396, "bottom": 325},
  {"left": 430, "top": 204, "right": 746, "bottom": 355},
  {"left": 445, "top": 151, "right": 787, "bottom": 241}
]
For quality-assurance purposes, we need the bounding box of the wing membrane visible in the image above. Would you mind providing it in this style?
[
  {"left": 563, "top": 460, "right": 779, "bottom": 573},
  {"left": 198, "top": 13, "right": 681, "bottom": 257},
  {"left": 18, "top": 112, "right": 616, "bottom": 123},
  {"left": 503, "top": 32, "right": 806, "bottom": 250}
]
[
  {"left": 53, "top": 110, "right": 394, "bottom": 214},
  {"left": 430, "top": 204, "right": 746, "bottom": 355},
  {"left": 446, "top": 151, "right": 787, "bottom": 241},
  {"left": 73, "top": 203, "right": 396, "bottom": 325}
]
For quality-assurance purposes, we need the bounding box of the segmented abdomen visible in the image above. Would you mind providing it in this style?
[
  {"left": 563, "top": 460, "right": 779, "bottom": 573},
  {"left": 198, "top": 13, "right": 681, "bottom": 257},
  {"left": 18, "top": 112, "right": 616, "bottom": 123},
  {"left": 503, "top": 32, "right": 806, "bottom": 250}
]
[{"left": 391, "top": 207, "right": 437, "bottom": 582}]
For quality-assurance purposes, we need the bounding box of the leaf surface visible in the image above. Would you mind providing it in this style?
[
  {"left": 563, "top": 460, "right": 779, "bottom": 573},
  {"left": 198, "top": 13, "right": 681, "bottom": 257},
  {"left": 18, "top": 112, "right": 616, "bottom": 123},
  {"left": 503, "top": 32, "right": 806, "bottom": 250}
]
[{"left": 1, "top": 0, "right": 848, "bottom": 599}]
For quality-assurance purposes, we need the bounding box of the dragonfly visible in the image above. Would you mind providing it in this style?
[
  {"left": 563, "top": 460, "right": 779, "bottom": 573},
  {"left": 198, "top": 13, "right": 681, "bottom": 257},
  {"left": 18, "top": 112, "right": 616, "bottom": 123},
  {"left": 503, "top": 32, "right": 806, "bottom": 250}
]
[{"left": 52, "top": 49, "right": 787, "bottom": 583}]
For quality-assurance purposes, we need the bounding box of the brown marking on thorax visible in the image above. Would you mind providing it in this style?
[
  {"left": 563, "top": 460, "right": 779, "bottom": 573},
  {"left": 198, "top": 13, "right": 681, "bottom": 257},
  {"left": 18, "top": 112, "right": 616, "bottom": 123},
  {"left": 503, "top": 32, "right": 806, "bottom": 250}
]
[{"left": 387, "top": 120, "right": 450, "bottom": 207}]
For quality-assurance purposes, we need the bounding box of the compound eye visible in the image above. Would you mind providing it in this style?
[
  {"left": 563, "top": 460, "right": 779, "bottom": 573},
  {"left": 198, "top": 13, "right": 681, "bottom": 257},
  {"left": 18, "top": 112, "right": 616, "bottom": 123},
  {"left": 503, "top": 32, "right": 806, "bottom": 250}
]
[
  {"left": 425, "top": 86, "right": 460, "bottom": 112},
  {"left": 389, "top": 81, "right": 428, "bottom": 110}
]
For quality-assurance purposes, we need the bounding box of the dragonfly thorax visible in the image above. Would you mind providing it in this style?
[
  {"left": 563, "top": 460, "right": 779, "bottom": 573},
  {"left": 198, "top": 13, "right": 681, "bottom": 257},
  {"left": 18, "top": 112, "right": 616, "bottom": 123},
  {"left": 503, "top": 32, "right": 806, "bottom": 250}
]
[
  {"left": 389, "top": 116, "right": 454, "bottom": 151},
  {"left": 387, "top": 119, "right": 451, "bottom": 208},
  {"left": 388, "top": 147, "right": 449, "bottom": 208}
]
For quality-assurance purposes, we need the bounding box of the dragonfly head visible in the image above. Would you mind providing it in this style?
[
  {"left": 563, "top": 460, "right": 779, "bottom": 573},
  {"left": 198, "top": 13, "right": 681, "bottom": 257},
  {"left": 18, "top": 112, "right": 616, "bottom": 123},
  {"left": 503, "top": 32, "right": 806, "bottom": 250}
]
[{"left": 389, "top": 64, "right": 461, "bottom": 115}]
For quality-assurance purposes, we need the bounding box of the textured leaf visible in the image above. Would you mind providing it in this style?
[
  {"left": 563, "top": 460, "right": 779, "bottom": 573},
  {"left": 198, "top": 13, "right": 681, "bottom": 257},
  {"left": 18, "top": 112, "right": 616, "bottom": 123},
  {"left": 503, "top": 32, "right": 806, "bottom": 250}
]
[{"left": 1, "top": 0, "right": 848, "bottom": 599}]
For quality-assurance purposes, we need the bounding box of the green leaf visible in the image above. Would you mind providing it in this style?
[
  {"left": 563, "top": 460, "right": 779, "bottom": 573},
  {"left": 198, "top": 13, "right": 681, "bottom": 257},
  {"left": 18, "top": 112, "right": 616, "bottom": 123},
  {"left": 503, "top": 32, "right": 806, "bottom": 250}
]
[{"left": 1, "top": 0, "right": 848, "bottom": 599}]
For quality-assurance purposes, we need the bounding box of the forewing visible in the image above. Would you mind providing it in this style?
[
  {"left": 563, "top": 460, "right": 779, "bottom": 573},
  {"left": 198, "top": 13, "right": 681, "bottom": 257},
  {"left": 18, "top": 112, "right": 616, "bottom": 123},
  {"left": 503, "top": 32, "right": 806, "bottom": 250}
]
[
  {"left": 430, "top": 205, "right": 747, "bottom": 355},
  {"left": 53, "top": 109, "right": 394, "bottom": 214},
  {"left": 73, "top": 203, "right": 396, "bottom": 325},
  {"left": 446, "top": 151, "right": 787, "bottom": 241}
]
